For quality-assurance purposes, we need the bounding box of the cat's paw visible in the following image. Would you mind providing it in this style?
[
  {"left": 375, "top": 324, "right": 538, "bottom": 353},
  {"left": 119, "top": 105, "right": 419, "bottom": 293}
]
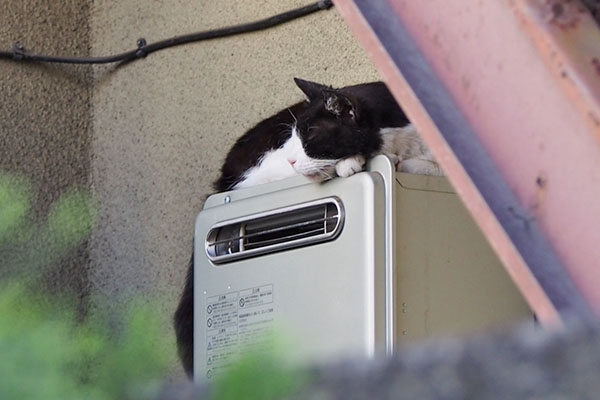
[{"left": 335, "top": 155, "right": 366, "bottom": 178}]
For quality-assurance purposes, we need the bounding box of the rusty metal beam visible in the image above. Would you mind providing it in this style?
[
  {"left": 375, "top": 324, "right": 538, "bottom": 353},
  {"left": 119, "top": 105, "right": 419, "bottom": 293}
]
[{"left": 333, "top": 0, "right": 600, "bottom": 323}]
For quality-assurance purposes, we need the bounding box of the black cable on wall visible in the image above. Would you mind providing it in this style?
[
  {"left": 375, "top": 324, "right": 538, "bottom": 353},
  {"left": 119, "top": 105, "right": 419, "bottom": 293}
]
[{"left": 0, "top": 0, "right": 333, "bottom": 65}]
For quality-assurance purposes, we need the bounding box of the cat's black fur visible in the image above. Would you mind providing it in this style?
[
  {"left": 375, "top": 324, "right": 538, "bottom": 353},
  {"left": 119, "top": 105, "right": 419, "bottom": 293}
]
[
  {"left": 293, "top": 78, "right": 409, "bottom": 160},
  {"left": 173, "top": 254, "right": 194, "bottom": 375},
  {"left": 174, "top": 78, "right": 410, "bottom": 377}
]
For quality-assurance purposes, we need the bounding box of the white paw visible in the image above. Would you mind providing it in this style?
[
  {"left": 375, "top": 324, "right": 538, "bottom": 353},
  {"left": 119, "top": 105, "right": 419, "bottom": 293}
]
[{"left": 335, "top": 155, "right": 366, "bottom": 178}]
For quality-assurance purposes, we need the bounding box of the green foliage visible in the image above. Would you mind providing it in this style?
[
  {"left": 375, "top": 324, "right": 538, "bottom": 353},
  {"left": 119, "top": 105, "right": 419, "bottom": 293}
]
[
  {"left": 0, "top": 175, "right": 31, "bottom": 242},
  {"left": 0, "top": 283, "right": 98, "bottom": 399},
  {"left": 0, "top": 171, "right": 308, "bottom": 400},
  {"left": 209, "top": 340, "right": 309, "bottom": 400},
  {"left": 87, "top": 301, "right": 172, "bottom": 400},
  {"left": 0, "top": 173, "right": 172, "bottom": 400},
  {"left": 0, "top": 173, "right": 95, "bottom": 279},
  {"left": 46, "top": 188, "right": 95, "bottom": 250},
  {"left": 0, "top": 283, "right": 172, "bottom": 400}
]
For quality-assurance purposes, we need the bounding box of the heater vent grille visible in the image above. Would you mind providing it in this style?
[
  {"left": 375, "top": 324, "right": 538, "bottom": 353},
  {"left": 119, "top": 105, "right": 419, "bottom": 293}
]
[{"left": 206, "top": 197, "right": 344, "bottom": 263}]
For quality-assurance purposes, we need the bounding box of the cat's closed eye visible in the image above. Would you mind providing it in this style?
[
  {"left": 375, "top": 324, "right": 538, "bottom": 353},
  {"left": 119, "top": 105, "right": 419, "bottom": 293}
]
[{"left": 305, "top": 127, "right": 321, "bottom": 141}]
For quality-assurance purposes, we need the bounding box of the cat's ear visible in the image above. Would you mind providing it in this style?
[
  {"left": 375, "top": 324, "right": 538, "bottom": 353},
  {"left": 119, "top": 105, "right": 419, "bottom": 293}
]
[
  {"left": 322, "top": 90, "right": 359, "bottom": 122},
  {"left": 294, "top": 78, "right": 328, "bottom": 102}
]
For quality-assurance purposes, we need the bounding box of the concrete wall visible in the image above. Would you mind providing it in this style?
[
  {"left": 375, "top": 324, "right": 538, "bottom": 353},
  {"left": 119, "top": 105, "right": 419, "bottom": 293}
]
[
  {"left": 2, "top": 0, "right": 379, "bottom": 375},
  {"left": 0, "top": 1, "right": 92, "bottom": 295}
]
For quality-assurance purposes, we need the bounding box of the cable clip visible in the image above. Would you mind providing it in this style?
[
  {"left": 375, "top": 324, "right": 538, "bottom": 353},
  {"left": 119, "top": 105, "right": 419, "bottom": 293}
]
[
  {"left": 136, "top": 38, "right": 147, "bottom": 58},
  {"left": 12, "top": 43, "right": 24, "bottom": 61}
]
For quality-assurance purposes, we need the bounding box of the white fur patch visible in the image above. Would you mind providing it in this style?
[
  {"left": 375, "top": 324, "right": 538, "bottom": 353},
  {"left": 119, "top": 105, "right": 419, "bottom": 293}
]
[
  {"left": 287, "top": 127, "right": 338, "bottom": 180},
  {"left": 234, "top": 128, "right": 308, "bottom": 189},
  {"left": 335, "top": 155, "right": 365, "bottom": 177}
]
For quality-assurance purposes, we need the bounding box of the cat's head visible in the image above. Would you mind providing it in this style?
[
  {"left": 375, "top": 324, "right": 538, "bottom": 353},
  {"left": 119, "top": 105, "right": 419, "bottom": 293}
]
[{"left": 289, "top": 78, "right": 381, "bottom": 180}]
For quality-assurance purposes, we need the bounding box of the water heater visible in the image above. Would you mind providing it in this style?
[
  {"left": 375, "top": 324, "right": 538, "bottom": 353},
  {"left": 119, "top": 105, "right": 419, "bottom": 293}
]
[{"left": 193, "top": 155, "right": 531, "bottom": 381}]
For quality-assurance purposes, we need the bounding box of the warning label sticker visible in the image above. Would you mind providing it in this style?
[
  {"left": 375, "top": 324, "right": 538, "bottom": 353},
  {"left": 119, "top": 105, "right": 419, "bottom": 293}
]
[
  {"left": 239, "top": 285, "right": 273, "bottom": 308},
  {"left": 205, "top": 284, "right": 274, "bottom": 380},
  {"left": 206, "top": 292, "right": 238, "bottom": 329}
]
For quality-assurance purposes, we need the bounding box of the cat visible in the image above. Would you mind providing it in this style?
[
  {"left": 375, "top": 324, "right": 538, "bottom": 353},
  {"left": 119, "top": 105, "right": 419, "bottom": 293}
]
[
  {"left": 214, "top": 78, "right": 440, "bottom": 192},
  {"left": 174, "top": 78, "right": 441, "bottom": 376}
]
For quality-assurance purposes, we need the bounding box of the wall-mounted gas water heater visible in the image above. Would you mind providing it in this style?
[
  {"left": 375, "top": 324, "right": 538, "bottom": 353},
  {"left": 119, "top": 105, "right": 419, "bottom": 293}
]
[{"left": 194, "top": 155, "right": 531, "bottom": 381}]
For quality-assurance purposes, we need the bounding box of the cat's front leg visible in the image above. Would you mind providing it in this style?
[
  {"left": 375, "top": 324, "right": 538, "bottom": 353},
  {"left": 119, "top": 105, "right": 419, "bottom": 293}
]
[{"left": 335, "top": 155, "right": 366, "bottom": 178}]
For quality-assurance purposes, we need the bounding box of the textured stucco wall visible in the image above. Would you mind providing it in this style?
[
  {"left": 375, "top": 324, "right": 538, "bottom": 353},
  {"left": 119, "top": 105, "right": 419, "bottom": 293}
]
[
  {"left": 1, "top": 0, "right": 380, "bottom": 376},
  {"left": 0, "top": 1, "right": 92, "bottom": 295},
  {"left": 89, "top": 0, "right": 379, "bottom": 375}
]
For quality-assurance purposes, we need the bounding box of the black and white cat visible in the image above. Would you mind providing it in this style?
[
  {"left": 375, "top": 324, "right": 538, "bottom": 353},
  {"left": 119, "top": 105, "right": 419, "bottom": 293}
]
[
  {"left": 214, "top": 78, "right": 440, "bottom": 192},
  {"left": 174, "top": 78, "right": 441, "bottom": 376}
]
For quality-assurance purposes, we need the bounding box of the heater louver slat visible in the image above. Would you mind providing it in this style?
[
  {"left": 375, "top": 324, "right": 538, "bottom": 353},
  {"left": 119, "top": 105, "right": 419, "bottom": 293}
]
[{"left": 206, "top": 197, "right": 344, "bottom": 263}]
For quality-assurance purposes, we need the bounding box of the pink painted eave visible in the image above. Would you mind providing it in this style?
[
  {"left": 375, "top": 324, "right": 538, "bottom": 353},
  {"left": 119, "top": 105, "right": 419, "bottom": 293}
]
[{"left": 333, "top": 0, "right": 600, "bottom": 319}]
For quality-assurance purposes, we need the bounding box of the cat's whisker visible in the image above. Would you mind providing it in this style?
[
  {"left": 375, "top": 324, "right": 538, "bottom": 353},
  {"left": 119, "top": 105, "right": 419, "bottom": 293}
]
[
  {"left": 277, "top": 122, "right": 294, "bottom": 130},
  {"left": 321, "top": 169, "right": 336, "bottom": 180},
  {"left": 287, "top": 108, "right": 298, "bottom": 123}
]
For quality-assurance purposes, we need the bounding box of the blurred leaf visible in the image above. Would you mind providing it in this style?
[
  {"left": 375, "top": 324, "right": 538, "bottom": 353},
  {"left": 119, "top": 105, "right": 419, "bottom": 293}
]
[
  {"left": 209, "top": 343, "right": 308, "bottom": 400},
  {"left": 0, "top": 174, "right": 31, "bottom": 242},
  {"left": 0, "top": 283, "right": 104, "bottom": 400},
  {"left": 47, "top": 188, "right": 95, "bottom": 248},
  {"left": 88, "top": 300, "right": 174, "bottom": 400},
  {"left": 0, "top": 172, "right": 172, "bottom": 400},
  {"left": 0, "top": 283, "right": 173, "bottom": 400},
  {"left": 1, "top": 172, "right": 309, "bottom": 400},
  {"left": 0, "top": 174, "right": 95, "bottom": 280}
]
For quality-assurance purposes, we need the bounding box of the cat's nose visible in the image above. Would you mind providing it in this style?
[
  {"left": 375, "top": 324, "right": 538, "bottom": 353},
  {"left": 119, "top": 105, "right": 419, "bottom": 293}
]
[{"left": 288, "top": 158, "right": 296, "bottom": 166}]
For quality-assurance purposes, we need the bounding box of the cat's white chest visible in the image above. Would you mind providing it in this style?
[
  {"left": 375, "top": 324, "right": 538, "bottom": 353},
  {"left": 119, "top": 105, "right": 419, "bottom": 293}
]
[{"left": 233, "top": 130, "right": 306, "bottom": 189}]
